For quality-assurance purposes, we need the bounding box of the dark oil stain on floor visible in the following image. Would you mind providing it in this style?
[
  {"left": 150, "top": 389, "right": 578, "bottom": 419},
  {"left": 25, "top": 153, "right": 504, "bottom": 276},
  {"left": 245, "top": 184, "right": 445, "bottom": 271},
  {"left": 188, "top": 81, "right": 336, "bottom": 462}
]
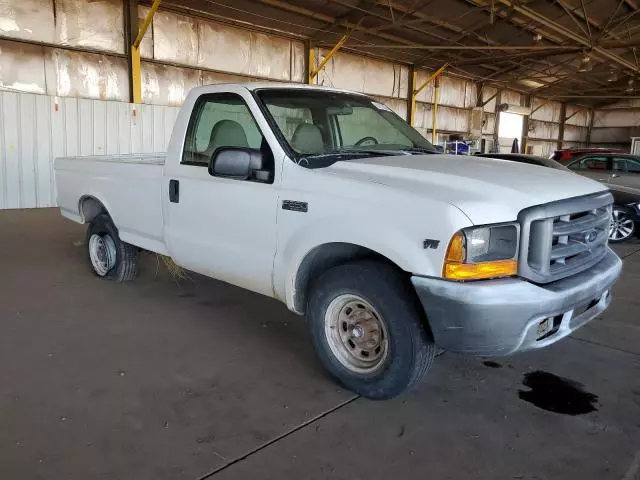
[
  {"left": 483, "top": 360, "right": 502, "bottom": 368},
  {"left": 518, "top": 371, "right": 598, "bottom": 415}
]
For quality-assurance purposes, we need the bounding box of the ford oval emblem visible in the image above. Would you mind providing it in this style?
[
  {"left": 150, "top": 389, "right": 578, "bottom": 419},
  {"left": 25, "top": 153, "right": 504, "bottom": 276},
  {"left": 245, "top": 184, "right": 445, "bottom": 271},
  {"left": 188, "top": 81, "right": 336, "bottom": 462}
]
[{"left": 585, "top": 230, "right": 598, "bottom": 243}]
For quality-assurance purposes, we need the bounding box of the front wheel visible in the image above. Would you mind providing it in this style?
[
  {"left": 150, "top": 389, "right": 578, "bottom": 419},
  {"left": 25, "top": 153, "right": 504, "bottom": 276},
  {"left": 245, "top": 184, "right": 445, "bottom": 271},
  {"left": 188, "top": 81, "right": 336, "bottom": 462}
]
[
  {"left": 307, "top": 260, "right": 435, "bottom": 399},
  {"left": 609, "top": 206, "right": 636, "bottom": 243},
  {"left": 87, "top": 214, "right": 138, "bottom": 281}
]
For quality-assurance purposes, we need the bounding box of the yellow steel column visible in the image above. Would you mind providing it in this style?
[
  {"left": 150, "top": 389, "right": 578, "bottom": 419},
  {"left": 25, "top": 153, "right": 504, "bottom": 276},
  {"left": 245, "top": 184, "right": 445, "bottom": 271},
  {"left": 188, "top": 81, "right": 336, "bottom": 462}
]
[
  {"left": 131, "top": 46, "right": 142, "bottom": 104},
  {"left": 308, "top": 33, "right": 349, "bottom": 84},
  {"left": 432, "top": 74, "right": 441, "bottom": 144},
  {"left": 308, "top": 47, "right": 316, "bottom": 84},
  {"left": 410, "top": 64, "right": 447, "bottom": 128},
  {"left": 408, "top": 68, "right": 417, "bottom": 126},
  {"left": 131, "top": 0, "right": 161, "bottom": 104}
]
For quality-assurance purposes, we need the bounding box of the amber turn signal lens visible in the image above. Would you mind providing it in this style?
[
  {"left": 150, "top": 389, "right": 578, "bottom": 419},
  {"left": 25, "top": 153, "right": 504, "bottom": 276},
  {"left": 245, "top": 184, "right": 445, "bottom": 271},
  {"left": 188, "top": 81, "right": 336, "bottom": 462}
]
[
  {"left": 444, "top": 259, "right": 518, "bottom": 281},
  {"left": 445, "top": 231, "right": 466, "bottom": 263}
]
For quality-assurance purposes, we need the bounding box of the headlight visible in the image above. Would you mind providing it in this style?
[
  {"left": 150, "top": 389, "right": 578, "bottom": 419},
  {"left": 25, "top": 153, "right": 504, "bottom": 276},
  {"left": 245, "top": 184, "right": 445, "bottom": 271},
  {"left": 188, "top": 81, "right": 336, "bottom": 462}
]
[{"left": 443, "top": 224, "right": 519, "bottom": 280}]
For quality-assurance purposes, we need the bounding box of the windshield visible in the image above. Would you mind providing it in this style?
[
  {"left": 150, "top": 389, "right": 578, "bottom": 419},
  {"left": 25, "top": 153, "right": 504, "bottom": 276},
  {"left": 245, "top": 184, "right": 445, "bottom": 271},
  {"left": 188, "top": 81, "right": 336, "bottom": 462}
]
[{"left": 256, "top": 89, "right": 436, "bottom": 166}]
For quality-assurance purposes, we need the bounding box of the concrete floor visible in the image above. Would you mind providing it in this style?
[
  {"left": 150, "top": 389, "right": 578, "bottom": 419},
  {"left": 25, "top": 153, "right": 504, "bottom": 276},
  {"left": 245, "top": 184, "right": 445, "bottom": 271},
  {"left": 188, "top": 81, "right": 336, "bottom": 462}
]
[{"left": 1, "top": 208, "right": 639, "bottom": 480}]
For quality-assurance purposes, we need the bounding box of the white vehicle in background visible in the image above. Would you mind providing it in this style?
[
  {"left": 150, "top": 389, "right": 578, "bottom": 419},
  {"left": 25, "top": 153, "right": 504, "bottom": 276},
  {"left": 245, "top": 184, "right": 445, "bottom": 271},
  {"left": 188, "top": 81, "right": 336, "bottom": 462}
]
[{"left": 55, "top": 84, "right": 622, "bottom": 399}]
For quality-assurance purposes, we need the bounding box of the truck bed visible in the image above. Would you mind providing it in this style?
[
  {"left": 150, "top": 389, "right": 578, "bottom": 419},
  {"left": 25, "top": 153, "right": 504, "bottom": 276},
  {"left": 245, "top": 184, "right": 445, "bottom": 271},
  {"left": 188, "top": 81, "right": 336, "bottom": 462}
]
[{"left": 55, "top": 154, "right": 169, "bottom": 255}]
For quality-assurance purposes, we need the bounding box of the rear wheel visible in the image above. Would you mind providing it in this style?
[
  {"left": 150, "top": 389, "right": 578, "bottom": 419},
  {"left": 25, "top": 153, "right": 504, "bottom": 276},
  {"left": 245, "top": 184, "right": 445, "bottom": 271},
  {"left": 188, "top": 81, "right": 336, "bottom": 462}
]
[
  {"left": 307, "top": 260, "right": 435, "bottom": 399},
  {"left": 87, "top": 214, "right": 138, "bottom": 281},
  {"left": 609, "top": 206, "right": 636, "bottom": 243}
]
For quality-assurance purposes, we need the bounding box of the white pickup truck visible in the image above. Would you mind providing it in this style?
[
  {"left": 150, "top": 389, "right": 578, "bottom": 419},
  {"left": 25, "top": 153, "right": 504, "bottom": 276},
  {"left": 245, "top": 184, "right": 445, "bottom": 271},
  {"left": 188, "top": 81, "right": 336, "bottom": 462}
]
[{"left": 56, "top": 83, "right": 622, "bottom": 399}]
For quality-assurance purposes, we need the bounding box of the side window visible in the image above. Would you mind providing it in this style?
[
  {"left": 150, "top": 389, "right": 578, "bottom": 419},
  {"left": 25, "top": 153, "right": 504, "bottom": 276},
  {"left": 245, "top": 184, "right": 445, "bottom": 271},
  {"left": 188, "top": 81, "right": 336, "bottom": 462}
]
[
  {"left": 183, "top": 93, "right": 264, "bottom": 166},
  {"left": 569, "top": 156, "right": 608, "bottom": 171},
  {"left": 612, "top": 157, "right": 628, "bottom": 172},
  {"left": 336, "top": 105, "right": 413, "bottom": 147},
  {"left": 626, "top": 159, "right": 640, "bottom": 173}
]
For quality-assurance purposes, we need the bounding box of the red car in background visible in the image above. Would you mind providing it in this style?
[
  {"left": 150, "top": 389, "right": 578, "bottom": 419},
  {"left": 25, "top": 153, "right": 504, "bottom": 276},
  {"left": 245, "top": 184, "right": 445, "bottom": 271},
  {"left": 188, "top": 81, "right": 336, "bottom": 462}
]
[{"left": 551, "top": 147, "right": 627, "bottom": 163}]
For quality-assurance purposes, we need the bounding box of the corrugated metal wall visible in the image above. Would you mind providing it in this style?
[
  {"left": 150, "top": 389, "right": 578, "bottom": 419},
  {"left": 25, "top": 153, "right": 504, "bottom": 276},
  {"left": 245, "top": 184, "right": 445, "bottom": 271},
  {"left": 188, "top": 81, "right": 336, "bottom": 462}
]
[
  {"left": 413, "top": 70, "right": 477, "bottom": 139},
  {"left": 0, "top": 0, "right": 305, "bottom": 105},
  {"left": 0, "top": 90, "right": 178, "bottom": 209},
  {"left": 591, "top": 105, "right": 640, "bottom": 148},
  {"left": 3, "top": 0, "right": 638, "bottom": 211}
]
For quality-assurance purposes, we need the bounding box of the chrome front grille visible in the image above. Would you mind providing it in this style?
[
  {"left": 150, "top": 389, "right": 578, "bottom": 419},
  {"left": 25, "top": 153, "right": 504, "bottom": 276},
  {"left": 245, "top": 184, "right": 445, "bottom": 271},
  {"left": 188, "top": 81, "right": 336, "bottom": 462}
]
[{"left": 518, "top": 192, "right": 613, "bottom": 284}]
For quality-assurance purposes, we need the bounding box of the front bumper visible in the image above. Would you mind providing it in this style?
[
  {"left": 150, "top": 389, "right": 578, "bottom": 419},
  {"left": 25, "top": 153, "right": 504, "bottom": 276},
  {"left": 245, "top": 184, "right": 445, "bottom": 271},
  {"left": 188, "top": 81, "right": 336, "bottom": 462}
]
[{"left": 411, "top": 248, "right": 622, "bottom": 356}]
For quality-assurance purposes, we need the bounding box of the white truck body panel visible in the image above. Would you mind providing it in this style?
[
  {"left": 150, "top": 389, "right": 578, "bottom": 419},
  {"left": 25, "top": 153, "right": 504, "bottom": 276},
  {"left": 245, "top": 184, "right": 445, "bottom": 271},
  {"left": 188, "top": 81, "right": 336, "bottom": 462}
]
[
  {"left": 53, "top": 83, "right": 624, "bottom": 398},
  {"left": 328, "top": 155, "right": 608, "bottom": 224},
  {"left": 55, "top": 154, "right": 169, "bottom": 255},
  {"left": 54, "top": 83, "right": 612, "bottom": 304}
]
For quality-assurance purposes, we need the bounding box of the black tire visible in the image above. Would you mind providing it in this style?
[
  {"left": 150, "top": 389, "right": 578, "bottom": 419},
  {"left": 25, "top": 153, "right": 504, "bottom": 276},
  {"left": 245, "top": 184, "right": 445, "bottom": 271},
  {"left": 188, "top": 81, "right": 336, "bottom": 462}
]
[
  {"left": 87, "top": 214, "right": 138, "bottom": 281},
  {"left": 609, "top": 206, "right": 636, "bottom": 243},
  {"left": 307, "top": 260, "right": 436, "bottom": 399}
]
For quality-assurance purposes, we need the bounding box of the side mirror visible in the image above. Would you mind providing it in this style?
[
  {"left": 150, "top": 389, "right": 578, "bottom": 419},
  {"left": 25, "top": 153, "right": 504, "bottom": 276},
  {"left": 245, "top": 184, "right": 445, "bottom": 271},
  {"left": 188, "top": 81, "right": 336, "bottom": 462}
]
[{"left": 208, "top": 147, "right": 262, "bottom": 180}]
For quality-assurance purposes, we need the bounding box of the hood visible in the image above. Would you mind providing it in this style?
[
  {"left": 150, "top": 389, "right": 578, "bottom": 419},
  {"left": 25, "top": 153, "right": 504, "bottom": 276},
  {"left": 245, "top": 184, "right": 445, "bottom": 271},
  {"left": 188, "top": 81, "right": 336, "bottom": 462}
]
[{"left": 325, "top": 154, "right": 608, "bottom": 224}]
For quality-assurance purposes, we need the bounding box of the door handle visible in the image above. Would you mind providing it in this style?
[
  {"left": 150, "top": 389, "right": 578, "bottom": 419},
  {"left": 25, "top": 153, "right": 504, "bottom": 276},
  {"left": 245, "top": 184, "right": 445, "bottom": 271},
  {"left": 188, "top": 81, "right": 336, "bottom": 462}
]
[
  {"left": 610, "top": 173, "right": 619, "bottom": 178},
  {"left": 169, "top": 179, "right": 179, "bottom": 203}
]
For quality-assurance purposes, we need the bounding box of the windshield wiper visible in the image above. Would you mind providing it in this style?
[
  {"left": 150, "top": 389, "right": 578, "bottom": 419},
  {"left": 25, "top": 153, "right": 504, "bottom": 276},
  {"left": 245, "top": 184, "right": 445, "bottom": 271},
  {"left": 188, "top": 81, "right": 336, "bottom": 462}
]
[
  {"left": 334, "top": 149, "right": 404, "bottom": 156},
  {"left": 300, "top": 149, "right": 400, "bottom": 161},
  {"left": 402, "top": 147, "right": 439, "bottom": 154},
  {"left": 298, "top": 148, "right": 425, "bottom": 168}
]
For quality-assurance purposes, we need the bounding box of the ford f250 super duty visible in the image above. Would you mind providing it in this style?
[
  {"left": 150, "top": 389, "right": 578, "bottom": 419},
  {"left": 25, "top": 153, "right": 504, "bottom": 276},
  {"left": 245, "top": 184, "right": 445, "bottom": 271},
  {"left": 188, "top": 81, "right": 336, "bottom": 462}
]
[{"left": 55, "top": 83, "right": 622, "bottom": 399}]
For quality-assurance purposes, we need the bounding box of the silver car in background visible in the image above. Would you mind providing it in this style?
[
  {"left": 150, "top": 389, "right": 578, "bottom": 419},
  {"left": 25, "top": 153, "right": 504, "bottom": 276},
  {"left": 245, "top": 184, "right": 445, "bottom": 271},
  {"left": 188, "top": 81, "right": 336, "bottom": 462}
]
[{"left": 476, "top": 153, "right": 640, "bottom": 243}]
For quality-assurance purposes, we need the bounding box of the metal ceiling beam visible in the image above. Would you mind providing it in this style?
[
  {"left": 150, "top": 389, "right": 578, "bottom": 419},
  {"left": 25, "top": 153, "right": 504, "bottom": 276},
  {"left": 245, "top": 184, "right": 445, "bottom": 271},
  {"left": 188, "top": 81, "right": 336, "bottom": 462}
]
[
  {"left": 364, "top": 15, "right": 428, "bottom": 33},
  {"left": 449, "top": 49, "right": 581, "bottom": 65},
  {"left": 579, "top": 0, "right": 593, "bottom": 42},
  {"left": 555, "top": 0, "right": 630, "bottom": 43},
  {"left": 463, "top": 0, "right": 636, "bottom": 84},
  {"left": 327, "top": 0, "right": 590, "bottom": 91},
  {"left": 594, "top": 0, "right": 626, "bottom": 42},
  {"left": 334, "top": 44, "right": 585, "bottom": 50},
  {"left": 332, "top": 0, "right": 608, "bottom": 94},
  {"left": 555, "top": 0, "right": 590, "bottom": 39},
  {"left": 328, "top": 0, "right": 515, "bottom": 63},
  {"left": 308, "top": 0, "right": 522, "bottom": 76},
  {"left": 446, "top": 3, "right": 509, "bottom": 44},
  {"left": 323, "top": 0, "right": 456, "bottom": 45},
  {"left": 254, "top": 0, "right": 497, "bottom": 78},
  {"left": 459, "top": 0, "right": 605, "bottom": 86},
  {"left": 547, "top": 95, "right": 640, "bottom": 98},
  {"left": 602, "top": 8, "right": 640, "bottom": 39},
  {"left": 495, "top": 0, "right": 640, "bottom": 73},
  {"left": 254, "top": 0, "right": 623, "bottom": 102}
]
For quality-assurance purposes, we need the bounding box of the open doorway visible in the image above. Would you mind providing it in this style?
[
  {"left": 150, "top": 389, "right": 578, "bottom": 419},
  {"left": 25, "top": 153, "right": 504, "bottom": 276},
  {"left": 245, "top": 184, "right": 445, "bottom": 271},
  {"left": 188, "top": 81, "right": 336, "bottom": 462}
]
[{"left": 498, "top": 112, "right": 523, "bottom": 153}]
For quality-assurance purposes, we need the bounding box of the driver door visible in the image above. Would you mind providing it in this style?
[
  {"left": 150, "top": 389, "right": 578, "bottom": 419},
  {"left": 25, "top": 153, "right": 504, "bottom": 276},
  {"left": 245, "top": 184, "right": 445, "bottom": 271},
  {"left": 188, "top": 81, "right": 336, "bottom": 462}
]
[{"left": 163, "top": 92, "right": 279, "bottom": 297}]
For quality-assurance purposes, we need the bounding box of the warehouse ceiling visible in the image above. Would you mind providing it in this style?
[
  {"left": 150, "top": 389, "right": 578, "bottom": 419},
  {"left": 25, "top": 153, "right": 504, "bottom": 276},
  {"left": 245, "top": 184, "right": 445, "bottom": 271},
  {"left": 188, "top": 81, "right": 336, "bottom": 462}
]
[{"left": 155, "top": 0, "right": 640, "bottom": 105}]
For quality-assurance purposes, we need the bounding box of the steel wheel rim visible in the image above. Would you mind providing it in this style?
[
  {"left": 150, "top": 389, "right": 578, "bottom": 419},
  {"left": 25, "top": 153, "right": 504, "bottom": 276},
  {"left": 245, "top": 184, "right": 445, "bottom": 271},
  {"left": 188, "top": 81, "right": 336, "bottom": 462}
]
[
  {"left": 610, "top": 209, "right": 635, "bottom": 241},
  {"left": 324, "top": 294, "right": 389, "bottom": 374},
  {"left": 89, "top": 233, "right": 116, "bottom": 276}
]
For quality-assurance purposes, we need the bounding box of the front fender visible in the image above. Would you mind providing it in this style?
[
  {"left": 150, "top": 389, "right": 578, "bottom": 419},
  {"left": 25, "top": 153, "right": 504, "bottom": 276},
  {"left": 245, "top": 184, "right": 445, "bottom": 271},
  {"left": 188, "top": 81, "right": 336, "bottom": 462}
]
[{"left": 274, "top": 217, "right": 453, "bottom": 313}]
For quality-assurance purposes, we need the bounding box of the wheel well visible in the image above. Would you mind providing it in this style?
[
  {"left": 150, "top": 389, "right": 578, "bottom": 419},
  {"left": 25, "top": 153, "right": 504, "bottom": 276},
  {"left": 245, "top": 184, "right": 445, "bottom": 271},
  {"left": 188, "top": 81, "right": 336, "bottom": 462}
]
[
  {"left": 79, "top": 196, "right": 107, "bottom": 223},
  {"left": 293, "top": 242, "right": 407, "bottom": 314}
]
